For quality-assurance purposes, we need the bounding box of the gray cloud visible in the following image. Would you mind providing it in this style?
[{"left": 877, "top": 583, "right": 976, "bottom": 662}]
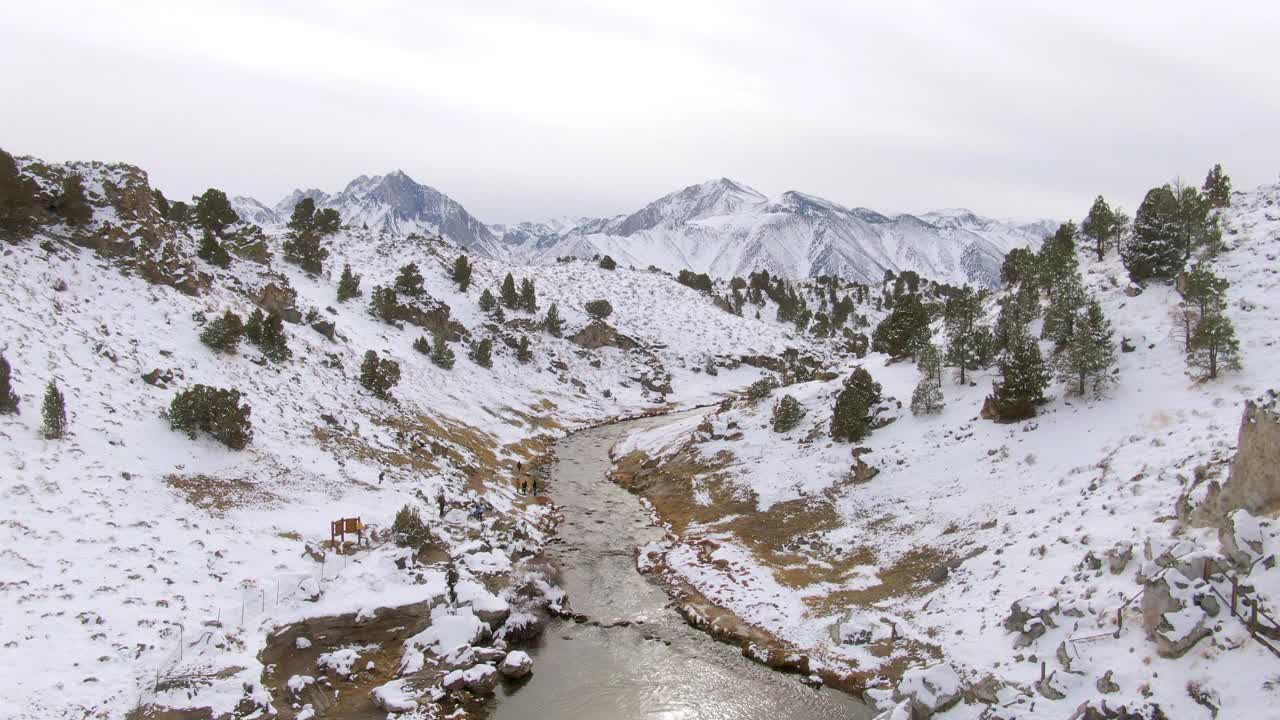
[{"left": 2, "top": 0, "right": 1277, "bottom": 224}]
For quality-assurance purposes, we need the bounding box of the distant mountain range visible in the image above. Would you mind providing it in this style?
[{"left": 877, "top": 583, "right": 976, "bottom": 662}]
[{"left": 239, "top": 172, "right": 1055, "bottom": 286}]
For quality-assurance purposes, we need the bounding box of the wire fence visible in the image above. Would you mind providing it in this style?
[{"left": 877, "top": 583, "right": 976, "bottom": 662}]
[{"left": 135, "top": 546, "right": 377, "bottom": 708}]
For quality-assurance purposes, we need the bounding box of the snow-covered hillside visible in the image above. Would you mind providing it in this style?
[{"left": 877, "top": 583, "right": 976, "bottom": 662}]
[
  {"left": 0, "top": 156, "right": 836, "bottom": 719},
  {"left": 613, "top": 183, "right": 1280, "bottom": 718}
]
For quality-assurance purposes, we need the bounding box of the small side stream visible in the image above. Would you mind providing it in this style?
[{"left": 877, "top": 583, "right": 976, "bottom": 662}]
[{"left": 492, "top": 410, "right": 870, "bottom": 720}]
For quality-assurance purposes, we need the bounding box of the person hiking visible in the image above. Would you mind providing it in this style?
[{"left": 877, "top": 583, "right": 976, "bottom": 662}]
[
  {"left": 436, "top": 488, "right": 446, "bottom": 517},
  {"left": 446, "top": 561, "right": 458, "bottom": 605}
]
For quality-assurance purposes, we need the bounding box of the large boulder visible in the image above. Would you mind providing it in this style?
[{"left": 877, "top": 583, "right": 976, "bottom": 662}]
[
  {"left": 498, "top": 650, "right": 533, "bottom": 679},
  {"left": 1005, "top": 595, "right": 1059, "bottom": 647},
  {"left": 1141, "top": 571, "right": 1212, "bottom": 658},
  {"left": 569, "top": 320, "right": 638, "bottom": 350},
  {"left": 255, "top": 282, "right": 302, "bottom": 324},
  {"left": 893, "top": 662, "right": 963, "bottom": 718},
  {"left": 1219, "top": 509, "right": 1266, "bottom": 568},
  {"left": 442, "top": 663, "right": 497, "bottom": 694}
]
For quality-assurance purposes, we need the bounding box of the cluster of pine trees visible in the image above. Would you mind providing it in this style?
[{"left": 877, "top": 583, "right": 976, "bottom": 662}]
[
  {"left": 0, "top": 353, "right": 70, "bottom": 440},
  {"left": 1122, "top": 165, "right": 1231, "bottom": 281}
]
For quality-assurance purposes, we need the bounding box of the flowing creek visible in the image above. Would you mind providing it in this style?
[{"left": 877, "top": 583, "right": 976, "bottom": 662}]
[{"left": 492, "top": 410, "right": 871, "bottom": 720}]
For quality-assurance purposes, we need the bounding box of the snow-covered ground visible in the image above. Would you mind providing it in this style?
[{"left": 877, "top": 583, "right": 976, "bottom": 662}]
[{"left": 615, "top": 183, "right": 1280, "bottom": 717}]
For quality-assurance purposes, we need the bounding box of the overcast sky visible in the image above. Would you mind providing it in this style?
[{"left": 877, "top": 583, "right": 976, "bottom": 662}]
[{"left": 3, "top": 0, "right": 1278, "bottom": 224}]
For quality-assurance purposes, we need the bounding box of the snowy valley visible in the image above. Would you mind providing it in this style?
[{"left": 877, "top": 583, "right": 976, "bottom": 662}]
[{"left": 0, "top": 148, "right": 1277, "bottom": 720}]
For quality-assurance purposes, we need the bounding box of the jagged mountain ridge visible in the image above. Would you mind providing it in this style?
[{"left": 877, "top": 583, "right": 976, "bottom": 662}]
[
  {"left": 254, "top": 172, "right": 1054, "bottom": 285},
  {"left": 507, "top": 179, "right": 1056, "bottom": 286}
]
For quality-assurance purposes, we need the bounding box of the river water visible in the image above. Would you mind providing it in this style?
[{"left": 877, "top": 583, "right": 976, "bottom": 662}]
[{"left": 492, "top": 411, "right": 870, "bottom": 720}]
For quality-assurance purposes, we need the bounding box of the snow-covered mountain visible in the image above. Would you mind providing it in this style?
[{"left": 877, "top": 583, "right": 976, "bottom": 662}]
[
  {"left": 243, "top": 173, "right": 1052, "bottom": 285},
  {"left": 272, "top": 171, "right": 503, "bottom": 255},
  {"left": 503, "top": 178, "right": 1055, "bottom": 286}
]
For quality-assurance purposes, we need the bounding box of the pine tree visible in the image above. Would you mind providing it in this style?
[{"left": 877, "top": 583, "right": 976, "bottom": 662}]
[
  {"left": 518, "top": 278, "right": 537, "bottom": 312},
  {"left": 1037, "top": 222, "right": 1080, "bottom": 295},
  {"left": 41, "top": 381, "right": 66, "bottom": 439},
  {"left": 1172, "top": 181, "right": 1213, "bottom": 261},
  {"left": 197, "top": 231, "right": 231, "bottom": 267},
  {"left": 359, "top": 351, "right": 401, "bottom": 399},
  {"left": 0, "top": 353, "right": 19, "bottom": 414},
  {"left": 1188, "top": 284, "right": 1241, "bottom": 380},
  {"left": 52, "top": 173, "right": 93, "bottom": 226},
  {"left": 599, "top": 255, "right": 617, "bottom": 270},
  {"left": 543, "top": 303, "right": 563, "bottom": 337},
  {"left": 166, "top": 385, "right": 253, "bottom": 449},
  {"left": 430, "top": 333, "right": 456, "bottom": 369},
  {"left": 337, "top": 264, "right": 362, "bottom": 301},
  {"left": 870, "top": 293, "right": 929, "bottom": 358},
  {"left": 943, "top": 288, "right": 984, "bottom": 384},
  {"left": 283, "top": 198, "right": 329, "bottom": 274},
  {"left": 194, "top": 188, "right": 239, "bottom": 236},
  {"left": 830, "top": 367, "right": 882, "bottom": 442},
  {"left": 1081, "top": 195, "right": 1119, "bottom": 262},
  {"left": 916, "top": 341, "right": 943, "bottom": 386},
  {"left": 412, "top": 335, "right": 431, "bottom": 354},
  {"left": 287, "top": 197, "right": 316, "bottom": 236},
  {"left": 500, "top": 273, "right": 519, "bottom": 309},
  {"left": 989, "top": 329, "right": 1049, "bottom": 420},
  {"left": 516, "top": 335, "right": 533, "bottom": 364},
  {"left": 394, "top": 263, "right": 425, "bottom": 297},
  {"left": 314, "top": 208, "right": 341, "bottom": 235},
  {"left": 370, "top": 286, "right": 400, "bottom": 323},
  {"left": 585, "top": 299, "right": 613, "bottom": 321},
  {"left": 479, "top": 289, "right": 496, "bottom": 313},
  {"left": 770, "top": 394, "right": 807, "bottom": 432},
  {"left": 1041, "top": 271, "right": 1087, "bottom": 347},
  {"left": 1001, "top": 247, "right": 1037, "bottom": 287},
  {"left": 910, "top": 375, "right": 945, "bottom": 416},
  {"left": 200, "top": 310, "right": 244, "bottom": 353},
  {"left": 254, "top": 311, "right": 291, "bottom": 362},
  {"left": 451, "top": 255, "right": 472, "bottom": 291},
  {"left": 1055, "top": 299, "right": 1116, "bottom": 397},
  {"left": 0, "top": 147, "right": 37, "bottom": 234},
  {"left": 244, "top": 308, "right": 265, "bottom": 344},
  {"left": 994, "top": 283, "right": 1039, "bottom": 355},
  {"left": 168, "top": 201, "right": 190, "bottom": 224},
  {"left": 469, "top": 338, "right": 493, "bottom": 368},
  {"left": 1124, "top": 185, "right": 1183, "bottom": 280},
  {"left": 1202, "top": 163, "right": 1232, "bottom": 209}
]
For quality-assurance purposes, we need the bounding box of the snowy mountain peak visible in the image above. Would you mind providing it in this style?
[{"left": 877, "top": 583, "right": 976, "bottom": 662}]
[
  {"left": 275, "top": 170, "right": 502, "bottom": 255},
  {"left": 610, "top": 177, "right": 768, "bottom": 236}
]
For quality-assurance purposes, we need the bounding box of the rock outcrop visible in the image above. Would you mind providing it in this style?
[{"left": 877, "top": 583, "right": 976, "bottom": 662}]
[{"left": 1188, "top": 395, "right": 1280, "bottom": 527}]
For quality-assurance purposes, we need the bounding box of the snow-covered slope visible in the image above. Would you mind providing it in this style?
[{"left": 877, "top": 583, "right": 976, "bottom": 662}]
[
  {"left": 614, "top": 182, "right": 1280, "bottom": 718},
  {"left": 507, "top": 179, "right": 1053, "bottom": 286}
]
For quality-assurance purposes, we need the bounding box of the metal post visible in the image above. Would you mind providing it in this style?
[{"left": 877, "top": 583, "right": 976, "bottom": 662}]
[
  {"left": 261, "top": 589, "right": 265, "bottom": 613},
  {"left": 240, "top": 600, "right": 244, "bottom": 627},
  {"left": 1203, "top": 558, "right": 1212, "bottom": 582},
  {"left": 1040, "top": 661, "right": 1046, "bottom": 682},
  {"left": 1232, "top": 576, "right": 1239, "bottom": 615}
]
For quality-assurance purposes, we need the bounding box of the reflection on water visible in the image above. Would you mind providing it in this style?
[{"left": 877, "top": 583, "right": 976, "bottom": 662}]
[{"left": 492, "top": 411, "right": 871, "bottom": 720}]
